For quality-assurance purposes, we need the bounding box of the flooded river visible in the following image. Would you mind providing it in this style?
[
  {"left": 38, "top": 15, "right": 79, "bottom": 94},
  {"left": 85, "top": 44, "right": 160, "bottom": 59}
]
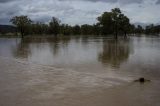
[{"left": 0, "top": 36, "right": 160, "bottom": 106}]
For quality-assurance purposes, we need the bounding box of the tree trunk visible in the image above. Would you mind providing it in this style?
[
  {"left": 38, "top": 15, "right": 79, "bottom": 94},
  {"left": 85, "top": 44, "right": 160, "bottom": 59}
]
[
  {"left": 22, "top": 32, "right": 24, "bottom": 38},
  {"left": 20, "top": 27, "right": 24, "bottom": 38},
  {"left": 114, "top": 21, "right": 118, "bottom": 39},
  {"left": 124, "top": 31, "right": 127, "bottom": 38},
  {"left": 115, "top": 32, "right": 118, "bottom": 39}
]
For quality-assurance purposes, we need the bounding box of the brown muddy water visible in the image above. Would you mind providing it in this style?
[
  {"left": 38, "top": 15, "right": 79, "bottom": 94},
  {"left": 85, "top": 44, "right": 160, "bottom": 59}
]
[{"left": 0, "top": 36, "right": 160, "bottom": 106}]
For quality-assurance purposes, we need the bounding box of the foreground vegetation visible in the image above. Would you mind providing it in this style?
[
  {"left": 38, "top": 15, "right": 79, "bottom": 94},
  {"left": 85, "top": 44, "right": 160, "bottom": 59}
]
[{"left": 2, "top": 8, "right": 159, "bottom": 38}]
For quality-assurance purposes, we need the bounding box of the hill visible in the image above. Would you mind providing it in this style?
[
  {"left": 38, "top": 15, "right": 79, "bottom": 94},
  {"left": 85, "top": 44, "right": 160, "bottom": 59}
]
[{"left": 0, "top": 25, "right": 16, "bottom": 34}]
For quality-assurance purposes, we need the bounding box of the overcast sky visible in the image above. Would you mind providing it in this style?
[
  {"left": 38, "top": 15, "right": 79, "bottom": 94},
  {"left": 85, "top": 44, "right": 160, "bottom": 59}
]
[{"left": 0, "top": 0, "right": 160, "bottom": 25}]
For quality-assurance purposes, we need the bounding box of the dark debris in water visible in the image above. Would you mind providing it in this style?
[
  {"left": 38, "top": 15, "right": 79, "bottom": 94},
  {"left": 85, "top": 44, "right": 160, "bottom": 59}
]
[{"left": 134, "top": 77, "right": 151, "bottom": 83}]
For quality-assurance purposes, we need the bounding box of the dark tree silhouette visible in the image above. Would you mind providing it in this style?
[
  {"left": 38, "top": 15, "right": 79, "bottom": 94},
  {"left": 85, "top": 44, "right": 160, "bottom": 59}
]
[
  {"left": 134, "top": 25, "right": 144, "bottom": 34},
  {"left": 49, "top": 17, "right": 60, "bottom": 36},
  {"left": 97, "top": 8, "right": 131, "bottom": 39},
  {"left": 72, "top": 25, "right": 81, "bottom": 35},
  {"left": 9, "top": 8, "right": 159, "bottom": 37},
  {"left": 10, "top": 16, "right": 32, "bottom": 38}
]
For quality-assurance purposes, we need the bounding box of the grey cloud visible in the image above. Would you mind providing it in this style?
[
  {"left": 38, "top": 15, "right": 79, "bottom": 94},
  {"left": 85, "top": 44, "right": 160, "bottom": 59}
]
[
  {"left": 59, "top": 0, "right": 117, "bottom": 3},
  {"left": 0, "top": 17, "right": 10, "bottom": 24},
  {"left": 0, "top": 0, "right": 11, "bottom": 3},
  {"left": 156, "top": 0, "right": 160, "bottom": 4},
  {"left": 0, "top": 0, "right": 78, "bottom": 24},
  {"left": 119, "top": 0, "right": 143, "bottom": 4},
  {"left": 0, "top": 0, "right": 143, "bottom": 4},
  {"left": 59, "top": 0, "right": 143, "bottom": 4},
  {"left": 31, "top": 15, "right": 51, "bottom": 23},
  {"left": 0, "top": 0, "right": 159, "bottom": 25},
  {"left": 0, "top": 0, "right": 17, "bottom": 3}
]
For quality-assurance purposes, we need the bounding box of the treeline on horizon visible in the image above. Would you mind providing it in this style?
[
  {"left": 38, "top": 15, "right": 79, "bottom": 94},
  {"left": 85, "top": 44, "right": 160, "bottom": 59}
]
[{"left": 1, "top": 8, "right": 160, "bottom": 38}]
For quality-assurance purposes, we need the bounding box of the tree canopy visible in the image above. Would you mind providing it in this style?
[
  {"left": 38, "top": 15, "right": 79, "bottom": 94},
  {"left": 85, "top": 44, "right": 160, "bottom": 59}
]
[
  {"left": 97, "top": 8, "right": 131, "bottom": 38},
  {"left": 8, "top": 8, "right": 160, "bottom": 38},
  {"left": 49, "top": 17, "right": 60, "bottom": 36},
  {"left": 10, "top": 15, "right": 32, "bottom": 37}
]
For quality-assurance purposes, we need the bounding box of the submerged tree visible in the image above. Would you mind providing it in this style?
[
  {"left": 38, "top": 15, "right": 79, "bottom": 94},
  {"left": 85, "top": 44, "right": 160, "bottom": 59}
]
[
  {"left": 145, "top": 24, "right": 160, "bottom": 35},
  {"left": 135, "top": 25, "right": 144, "bottom": 34},
  {"left": 60, "top": 24, "right": 72, "bottom": 35},
  {"left": 81, "top": 24, "right": 94, "bottom": 35},
  {"left": 10, "top": 15, "right": 32, "bottom": 38},
  {"left": 72, "top": 25, "right": 81, "bottom": 35},
  {"left": 118, "top": 14, "right": 130, "bottom": 38},
  {"left": 49, "top": 17, "right": 60, "bottom": 36},
  {"left": 97, "top": 8, "right": 131, "bottom": 39},
  {"left": 111, "top": 8, "right": 122, "bottom": 39},
  {"left": 97, "top": 11, "right": 113, "bottom": 35},
  {"left": 31, "top": 22, "right": 49, "bottom": 35}
]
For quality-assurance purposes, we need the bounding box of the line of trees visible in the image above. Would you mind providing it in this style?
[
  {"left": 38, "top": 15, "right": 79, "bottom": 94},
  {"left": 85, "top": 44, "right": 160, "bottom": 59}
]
[
  {"left": 131, "top": 24, "right": 160, "bottom": 35},
  {"left": 9, "top": 8, "right": 160, "bottom": 38},
  {"left": 145, "top": 24, "right": 160, "bottom": 34}
]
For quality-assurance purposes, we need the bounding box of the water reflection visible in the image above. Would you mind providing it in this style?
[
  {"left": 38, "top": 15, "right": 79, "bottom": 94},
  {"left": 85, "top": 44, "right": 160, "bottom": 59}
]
[
  {"left": 5, "top": 37, "right": 136, "bottom": 69},
  {"left": 12, "top": 37, "right": 72, "bottom": 58},
  {"left": 1, "top": 36, "right": 160, "bottom": 79},
  {"left": 13, "top": 38, "right": 31, "bottom": 58},
  {"left": 9, "top": 37, "right": 102, "bottom": 70},
  {"left": 48, "top": 37, "right": 71, "bottom": 56},
  {"left": 98, "top": 39, "right": 133, "bottom": 68}
]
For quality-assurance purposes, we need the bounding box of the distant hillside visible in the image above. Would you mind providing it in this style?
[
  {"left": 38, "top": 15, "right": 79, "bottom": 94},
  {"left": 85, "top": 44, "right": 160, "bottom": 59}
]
[{"left": 0, "top": 25, "right": 17, "bottom": 34}]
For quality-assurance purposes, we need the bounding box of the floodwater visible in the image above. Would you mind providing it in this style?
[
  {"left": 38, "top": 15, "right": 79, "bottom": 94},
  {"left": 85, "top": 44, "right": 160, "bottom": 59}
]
[{"left": 0, "top": 36, "right": 160, "bottom": 106}]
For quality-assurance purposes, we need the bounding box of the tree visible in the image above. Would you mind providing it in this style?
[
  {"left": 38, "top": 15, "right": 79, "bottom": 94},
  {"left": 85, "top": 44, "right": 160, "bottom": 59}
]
[
  {"left": 72, "top": 25, "right": 81, "bottom": 35},
  {"left": 60, "top": 24, "right": 72, "bottom": 35},
  {"left": 129, "top": 24, "right": 136, "bottom": 35},
  {"left": 10, "top": 15, "right": 32, "bottom": 37},
  {"left": 81, "top": 24, "right": 94, "bottom": 35},
  {"left": 49, "top": 17, "right": 60, "bottom": 36},
  {"left": 145, "top": 24, "right": 160, "bottom": 35},
  {"left": 111, "top": 8, "right": 122, "bottom": 39},
  {"left": 97, "top": 12, "right": 113, "bottom": 35},
  {"left": 93, "top": 24, "right": 101, "bottom": 35},
  {"left": 97, "top": 8, "right": 131, "bottom": 39},
  {"left": 135, "top": 25, "right": 144, "bottom": 34},
  {"left": 118, "top": 14, "right": 130, "bottom": 37},
  {"left": 31, "top": 22, "right": 49, "bottom": 35}
]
